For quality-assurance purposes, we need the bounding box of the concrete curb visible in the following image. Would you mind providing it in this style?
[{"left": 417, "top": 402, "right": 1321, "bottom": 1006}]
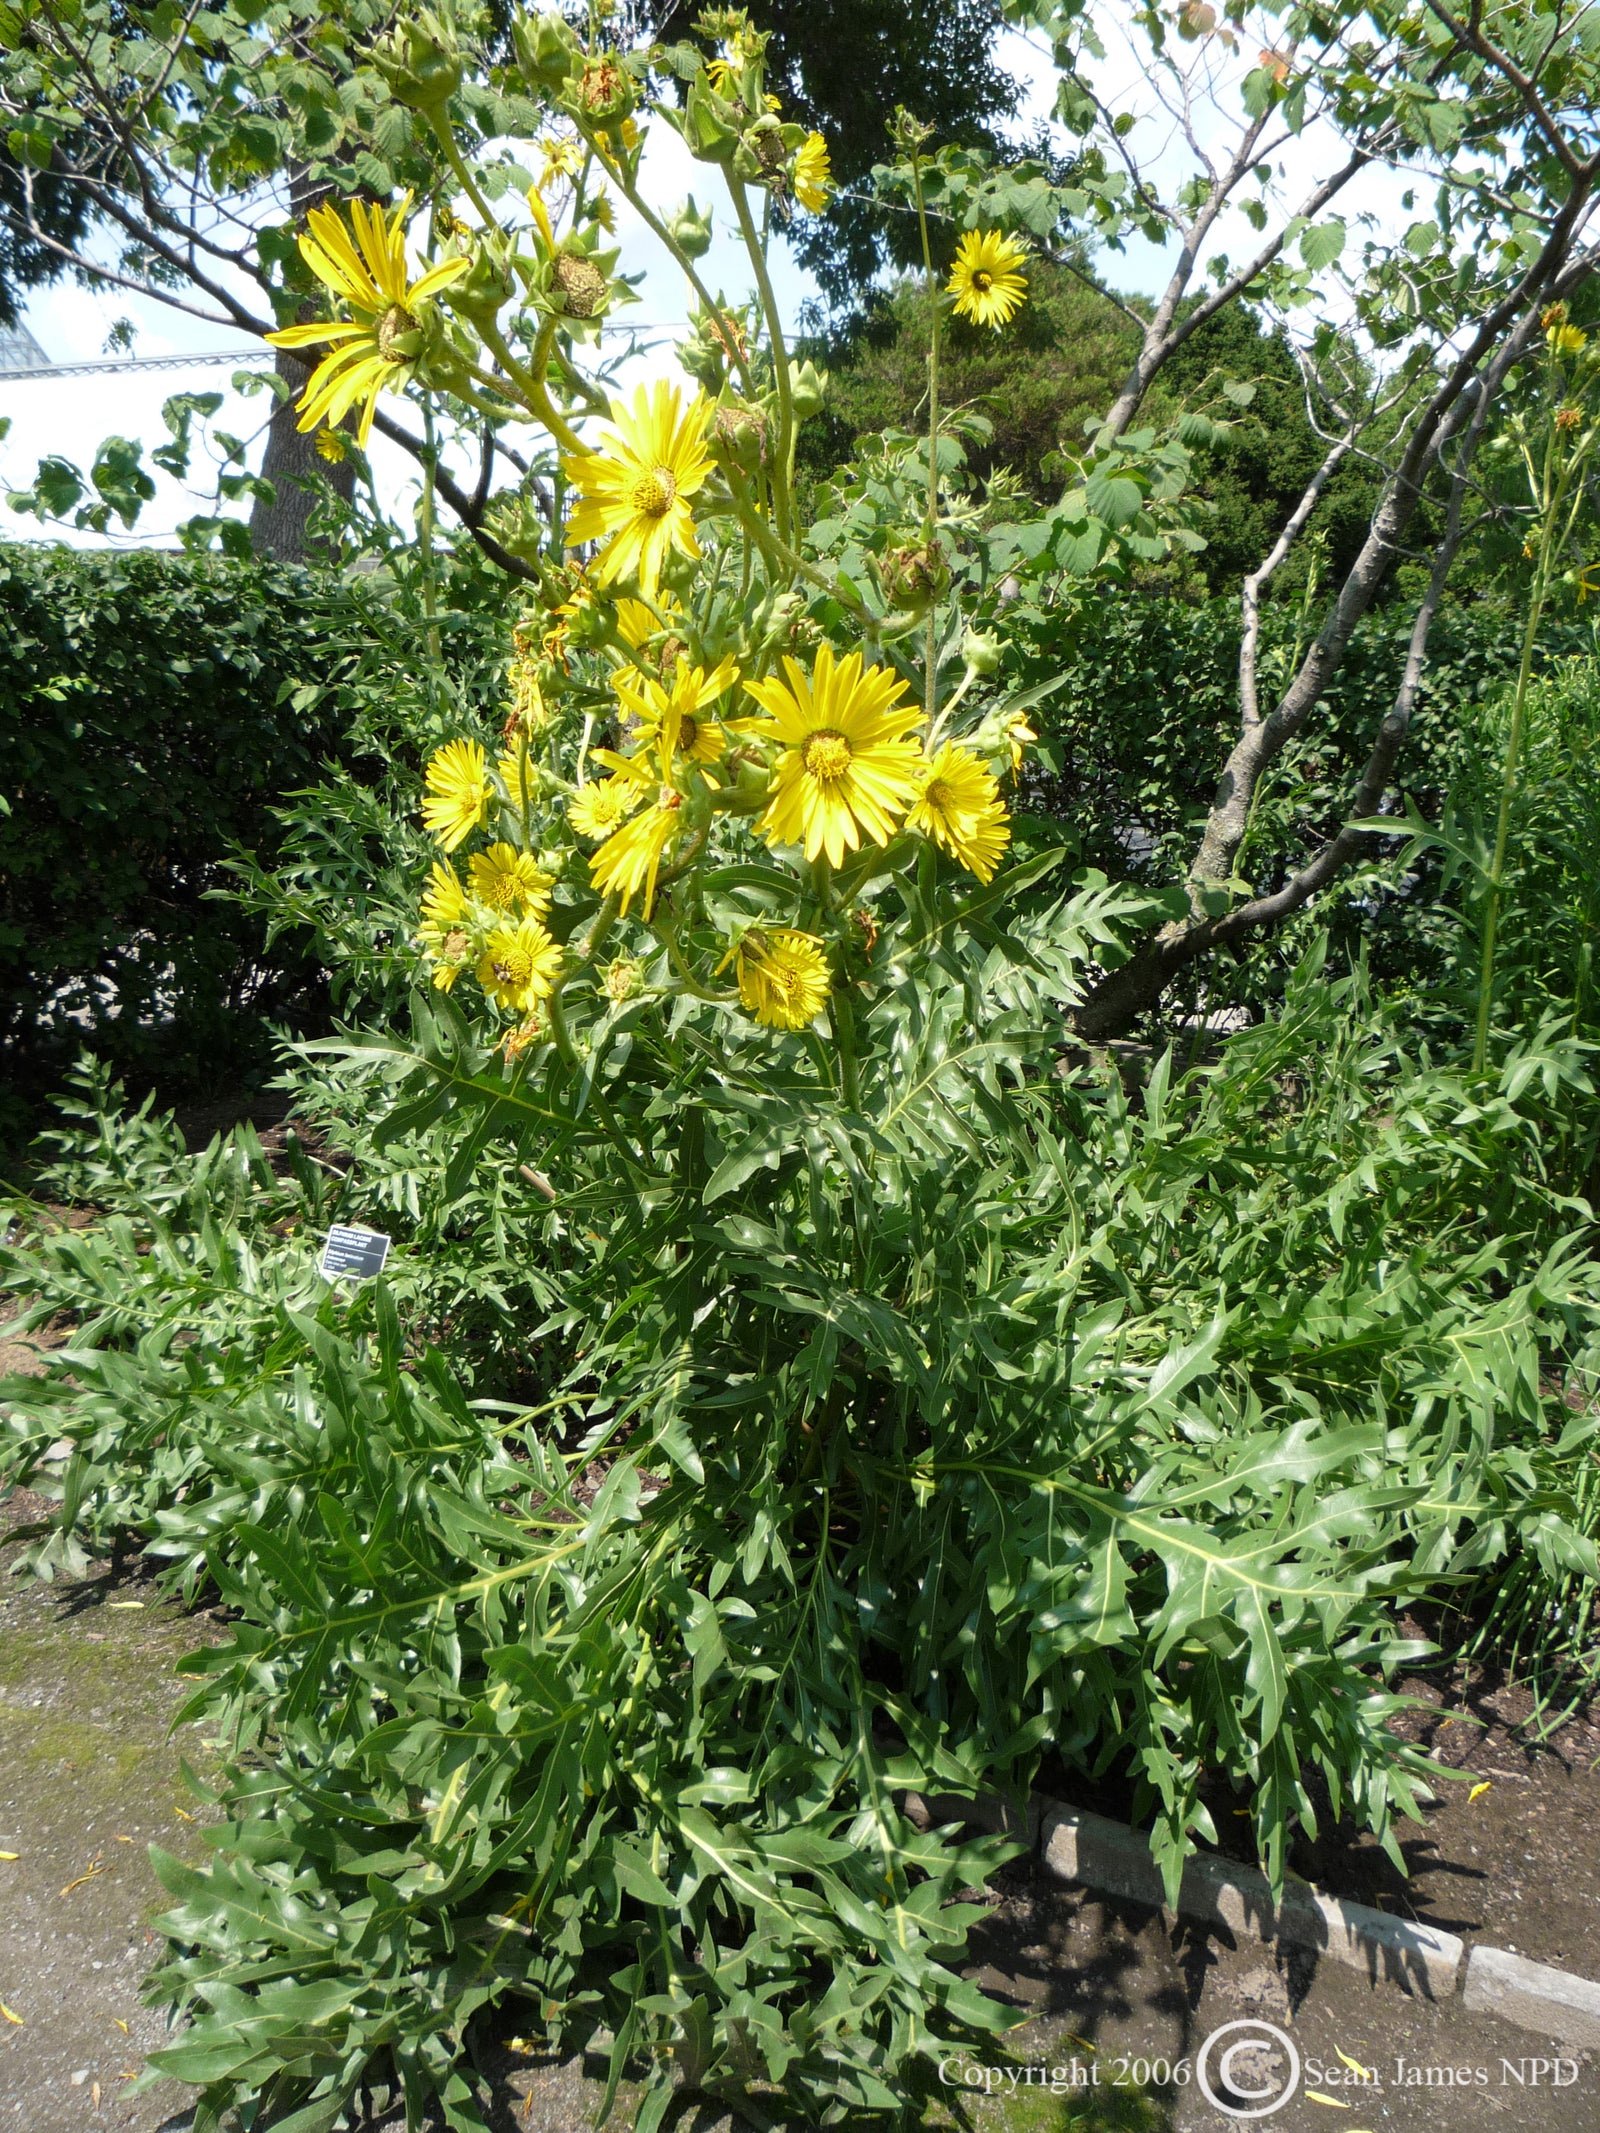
[
  {"left": 910, "top": 1785, "right": 1600, "bottom": 2047},
  {"left": 1461, "top": 1945, "right": 1600, "bottom": 2050},
  {"left": 1039, "top": 1802, "right": 1462, "bottom": 2000}
]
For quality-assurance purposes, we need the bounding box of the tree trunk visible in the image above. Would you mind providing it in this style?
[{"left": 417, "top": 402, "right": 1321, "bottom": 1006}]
[{"left": 248, "top": 345, "right": 355, "bottom": 562}]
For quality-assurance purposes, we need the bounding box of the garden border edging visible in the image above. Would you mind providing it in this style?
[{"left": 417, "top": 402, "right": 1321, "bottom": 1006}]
[{"left": 907, "top": 1789, "right": 1600, "bottom": 2050}]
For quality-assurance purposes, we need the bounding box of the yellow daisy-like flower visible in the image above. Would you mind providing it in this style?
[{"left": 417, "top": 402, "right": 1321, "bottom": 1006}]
[
  {"left": 417, "top": 859, "right": 470, "bottom": 991},
  {"left": 705, "top": 54, "right": 740, "bottom": 95},
  {"left": 615, "top": 657, "right": 739, "bottom": 769},
  {"left": 613, "top": 593, "right": 680, "bottom": 651},
  {"left": 568, "top": 775, "right": 643, "bottom": 840},
  {"left": 1550, "top": 321, "right": 1589, "bottom": 357},
  {"left": 422, "top": 738, "right": 491, "bottom": 851},
  {"left": 540, "top": 133, "right": 585, "bottom": 188},
  {"left": 315, "top": 428, "right": 348, "bottom": 463},
  {"left": 907, "top": 744, "right": 1012, "bottom": 884},
  {"left": 470, "top": 842, "right": 552, "bottom": 916},
  {"left": 742, "top": 643, "right": 923, "bottom": 868},
  {"left": 793, "top": 133, "right": 832, "bottom": 213},
  {"left": 946, "top": 229, "right": 1028, "bottom": 331},
  {"left": 563, "top": 381, "right": 713, "bottom": 599},
  {"left": 736, "top": 930, "right": 832, "bottom": 1030},
  {"left": 588, "top": 791, "right": 683, "bottom": 916},
  {"left": 477, "top": 914, "right": 563, "bottom": 1013},
  {"left": 265, "top": 193, "right": 469, "bottom": 446}
]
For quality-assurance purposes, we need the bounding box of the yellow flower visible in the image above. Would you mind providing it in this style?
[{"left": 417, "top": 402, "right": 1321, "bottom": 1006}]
[
  {"left": 1002, "top": 712, "right": 1036, "bottom": 778},
  {"left": 588, "top": 791, "right": 683, "bottom": 916},
  {"left": 615, "top": 657, "right": 739, "bottom": 770},
  {"left": 1549, "top": 321, "right": 1588, "bottom": 357},
  {"left": 563, "top": 381, "right": 713, "bottom": 599},
  {"left": 946, "top": 230, "right": 1028, "bottom": 331},
  {"left": 315, "top": 428, "right": 348, "bottom": 463},
  {"left": 569, "top": 775, "right": 643, "bottom": 840},
  {"left": 477, "top": 915, "right": 563, "bottom": 1013},
  {"left": 793, "top": 133, "right": 832, "bottom": 213},
  {"left": 614, "top": 593, "right": 679, "bottom": 650},
  {"left": 706, "top": 54, "right": 739, "bottom": 95},
  {"left": 540, "top": 133, "right": 585, "bottom": 188},
  {"left": 736, "top": 930, "right": 832, "bottom": 1029},
  {"left": 906, "top": 743, "right": 1011, "bottom": 884},
  {"left": 470, "top": 842, "right": 552, "bottom": 915},
  {"left": 417, "top": 860, "right": 470, "bottom": 990},
  {"left": 265, "top": 193, "right": 469, "bottom": 446},
  {"left": 422, "top": 738, "right": 491, "bottom": 851},
  {"left": 742, "top": 644, "right": 923, "bottom": 867}
]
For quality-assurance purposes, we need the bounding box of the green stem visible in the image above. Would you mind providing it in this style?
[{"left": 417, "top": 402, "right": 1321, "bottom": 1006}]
[
  {"left": 428, "top": 112, "right": 498, "bottom": 229},
  {"left": 910, "top": 149, "right": 942, "bottom": 729},
  {"left": 601, "top": 154, "right": 757, "bottom": 396},
  {"left": 1473, "top": 446, "right": 1569, "bottom": 1074},
  {"left": 418, "top": 396, "right": 442, "bottom": 670},
  {"left": 728, "top": 175, "right": 796, "bottom": 547}
]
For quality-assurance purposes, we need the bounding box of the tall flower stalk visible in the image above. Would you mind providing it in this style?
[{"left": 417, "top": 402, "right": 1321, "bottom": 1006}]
[{"left": 1474, "top": 309, "right": 1599, "bottom": 1072}]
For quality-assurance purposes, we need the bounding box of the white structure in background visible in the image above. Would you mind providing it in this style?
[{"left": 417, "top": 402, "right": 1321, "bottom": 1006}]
[{"left": 0, "top": 318, "right": 50, "bottom": 372}]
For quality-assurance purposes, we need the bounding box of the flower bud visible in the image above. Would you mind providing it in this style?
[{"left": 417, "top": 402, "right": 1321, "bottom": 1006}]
[
  {"left": 511, "top": 10, "right": 581, "bottom": 91},
  {"left": 371, "top": 8, "right": 463, "bottom": 112},
  {"left": 573, "top": 54, "right": 634, "bottom": 123},
  {"left": 787, "top": 358, "right": 828, "bottom": 417},
  {"left": 879, "top": 540, "right": 949, "bottom": 611},
  {"left": 709, "top": 398, "right": 770, "bottom": 471},
  {"left": 683, "top": 74, "right": 741, "bottom": 160},
  {"left": 449, "top": 230, "right": 515, "bottom": 322},
  {"left": 667, "top": 196, "right": 714, "bottom": 260},
  {"left": 961, "top": 626, "right": 1002, "bottom": 677}
]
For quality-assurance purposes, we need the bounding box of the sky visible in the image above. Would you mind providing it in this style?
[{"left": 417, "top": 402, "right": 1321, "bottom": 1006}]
[{"left": 0, "top": 15, "right": 1407, "bottom": 551}]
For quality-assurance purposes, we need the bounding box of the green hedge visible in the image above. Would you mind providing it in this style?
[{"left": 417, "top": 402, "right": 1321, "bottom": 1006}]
[
  {"left": 1013, "top": 587, "right": 1597, "bottom": 1013},
  {"left": 0, "top": 546, "right": 372, "bottom": 1130}
]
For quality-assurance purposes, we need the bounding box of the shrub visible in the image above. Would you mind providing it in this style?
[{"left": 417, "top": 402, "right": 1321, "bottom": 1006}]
[{"left": 0, "top": 546, "right": 349, "bottom": 1125}]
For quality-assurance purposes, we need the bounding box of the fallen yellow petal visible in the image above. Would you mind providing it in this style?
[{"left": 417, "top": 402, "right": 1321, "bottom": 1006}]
[
  {"left": 114, "top": 2019, "right": 130, "bottom": 2035},
  {"left": 1336, "top": 2048, "right": 1376, "bottom": 2078},
  {"left": 1306, "top": 2094, "right": 1351, "bottom": 2109},
  {"left": 1468, "top": 1781, "right": 1492, "bottom": 1803},
  {"left": 0, "top": 1852, "right": 17, "bottom": 1861},
  {"left": 0, "top": 2003, "right": 22, "bottom": 2026},
  {"left": 173, "top": 1808, "right": 195, "bottom": 1823},
  {"left": 60, "top": 1858, "right": 111, "bottom": 1897}
]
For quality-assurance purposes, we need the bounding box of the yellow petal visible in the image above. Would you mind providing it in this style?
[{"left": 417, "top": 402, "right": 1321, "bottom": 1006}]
[{"left": 1468, "top": 1780, "right": 1491, "bottom": 1802}]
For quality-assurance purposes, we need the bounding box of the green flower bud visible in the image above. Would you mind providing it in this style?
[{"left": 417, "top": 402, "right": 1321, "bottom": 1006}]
[
  {"left": 788, "top": 358, "right": 828, "bottom": 418},
  {"left": 961, "top": 627, "right": 1002, "bottom": 677},
  {"left": 511, "top": 10, "right": 581, "bottom": 91},
  {"left": 449, "top": 230, "right": 515, "bottom": 322},
  {"left": 878, "top": 540, "right": 949, "bottom": 611},
  {"left": 667, "top": 196, "right": 714, "bottom": 261},
  {"left": 371, "top": 8, "right": 463, "bottom": 112},
  {"left": 683, "top": 74, "right": 741, "bottom": 161},
  {"left": 709, "top": 397, "right": 769, "bottom": 471}
]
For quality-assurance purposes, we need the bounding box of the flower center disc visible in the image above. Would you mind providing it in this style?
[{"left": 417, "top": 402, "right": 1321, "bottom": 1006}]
[
  {"left": 972, "top": 270, "right": 992, "bottom": 293},
  {"left": 678, "top": 714, "right": 698, "bottom": 751},
  {"left": 923, "top": 778, "right": 952, "bottom": 812},
  {"left": 494, "top": 949, "right": 533, "bottom": 987},
  {"left": 378, "top": 304, "right": 417, "bottom": 360},
  {"left": 632, "top": 467, "right": 678, "bottom": 518},
  {"left": 802, "top": 729, "right": 853, "bottom": 783}
]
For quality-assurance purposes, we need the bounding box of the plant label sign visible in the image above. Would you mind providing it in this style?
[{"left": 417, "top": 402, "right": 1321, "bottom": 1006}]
[{"left": 319, "top": 1224, "right": 392, "bottom": 1282}]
